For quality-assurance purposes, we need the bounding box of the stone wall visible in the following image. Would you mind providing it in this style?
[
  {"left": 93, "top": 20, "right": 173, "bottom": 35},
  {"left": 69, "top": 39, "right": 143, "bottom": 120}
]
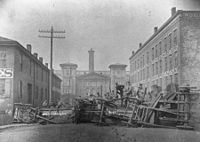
[{"left": 180, "top": 12, "right": 200, "bottom": 130}]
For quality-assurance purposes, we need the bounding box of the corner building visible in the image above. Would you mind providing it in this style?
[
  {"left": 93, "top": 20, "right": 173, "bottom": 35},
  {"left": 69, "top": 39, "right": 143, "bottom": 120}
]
[
  {"left": 130, "top": 8, "right": 200, "bottom": 90},
  {"left": 0, "top": 36, "right": 61, "bottom": 125}
]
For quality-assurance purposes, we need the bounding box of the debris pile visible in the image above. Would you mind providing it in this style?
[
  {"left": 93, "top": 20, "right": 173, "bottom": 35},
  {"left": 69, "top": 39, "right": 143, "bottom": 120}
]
[
  {"left": 13, "top": 103, "right": 73, "bottom": 124},
  {"left": 72, "top": 84, "right": 199, "bottom": 130},
  {"left": 12, "top": 84, "right": 199, "bottom": 130}
]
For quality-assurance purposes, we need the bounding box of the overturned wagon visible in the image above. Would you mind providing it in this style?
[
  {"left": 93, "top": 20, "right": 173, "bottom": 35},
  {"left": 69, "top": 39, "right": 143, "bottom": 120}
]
[
  {"left": 13, "top": 103, "right": 73, "bottom": 124},
  {"left": 72, "top": 97, "right": 140, "bottom": 125}
]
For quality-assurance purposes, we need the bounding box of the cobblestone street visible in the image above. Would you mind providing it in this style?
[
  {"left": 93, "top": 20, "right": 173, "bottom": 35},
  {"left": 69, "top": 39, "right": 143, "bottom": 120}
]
[{"left": 1, "top": 124, "right": 200, "bottom": 142}]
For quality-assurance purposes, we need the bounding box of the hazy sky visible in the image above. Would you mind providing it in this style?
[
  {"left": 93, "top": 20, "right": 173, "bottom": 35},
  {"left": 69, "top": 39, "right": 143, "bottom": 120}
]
[{"left": 0, "top": 0, "right": 200, "bottom": 70}]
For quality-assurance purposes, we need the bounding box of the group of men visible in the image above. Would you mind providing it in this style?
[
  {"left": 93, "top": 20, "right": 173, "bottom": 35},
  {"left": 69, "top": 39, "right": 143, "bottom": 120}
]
[
  {"left": 114, "top": 82, "right": 147, "bottom": 106},
  {"left": 115, "top": 82, "right": 145, "bottom": 99},
  {"left": 85, "top": 82, "right": 156, "bottom": 105}
]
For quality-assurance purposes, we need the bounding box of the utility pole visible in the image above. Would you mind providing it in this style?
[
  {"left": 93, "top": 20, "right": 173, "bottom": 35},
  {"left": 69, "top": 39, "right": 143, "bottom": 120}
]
[{"left": 39, "top": 26, "right": 65, "bottom": 104}]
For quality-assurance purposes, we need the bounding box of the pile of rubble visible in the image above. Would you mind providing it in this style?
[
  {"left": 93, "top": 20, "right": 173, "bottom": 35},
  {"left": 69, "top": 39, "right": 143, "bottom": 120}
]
[
  {"left": 12, "top": 85, "right": 199, "bottom": 130},
  {"left": 13, "top": 103, "right": 73, "bottom": 124},
  {"left": 72, "top": 85, "right": 199, "bottom": 130}
]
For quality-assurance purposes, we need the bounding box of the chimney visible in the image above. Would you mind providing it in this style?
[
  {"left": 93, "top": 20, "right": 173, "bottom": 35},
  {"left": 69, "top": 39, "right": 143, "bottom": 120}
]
[
  {"left": 139, "top": 43, "right": 142, "bottom": 48},
  {"left": 171, "top": 7, "right": 176, "bottom": 16},
  {"left": 39, "top": 57, "right": 43, "bottom": 63},
  {"left": 154, "top": 27, "right": 158, "bottom": 33},
  {"left": 88, "top": 48, "right": 94, "bottom": 72},
  {"left": 132, "top": 51, "right": 135, "bottom": 55},
  {"left": 26, "top": 44, "right": 32, "bottom": 53},
  {"left": 45, "top": 63, "right": 48, "bottom": 67},
  {"left": 33, "top": 53, "right": 38, "bottom": 58}
]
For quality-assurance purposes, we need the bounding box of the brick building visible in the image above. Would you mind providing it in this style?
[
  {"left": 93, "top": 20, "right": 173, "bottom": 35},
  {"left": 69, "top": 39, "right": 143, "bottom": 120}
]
[
  {"left": 0, "top": 36, "right": 61, "bottom": 125},
  {"left": 129, "top": 8, "right": 200, "bottom": 91}
]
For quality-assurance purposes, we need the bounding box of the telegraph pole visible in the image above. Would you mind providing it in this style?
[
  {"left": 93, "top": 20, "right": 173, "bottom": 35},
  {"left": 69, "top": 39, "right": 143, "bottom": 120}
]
[{"left": 39, "top": 26, "right": 65, "bottom": 104}]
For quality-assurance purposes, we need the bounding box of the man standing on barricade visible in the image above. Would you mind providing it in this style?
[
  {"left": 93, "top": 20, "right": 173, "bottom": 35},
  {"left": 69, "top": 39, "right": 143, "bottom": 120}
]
[
  {"left": 115, "top": 83, "right": 124, "bottom": 106},
  {"left": 124, "top": 81, "right": 132, "bottom": 107},
  {"left": 136, "top": 84, "right": 145, "bottom": 103}
]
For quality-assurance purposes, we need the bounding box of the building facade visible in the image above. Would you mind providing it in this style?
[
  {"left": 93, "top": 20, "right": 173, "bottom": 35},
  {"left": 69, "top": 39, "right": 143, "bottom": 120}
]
[
  {"left": 0, "top": 36, "right": 61, "bottom": 125},
  {"left": 56, "top": 49, "right": 129, "bottom": 100},
  {"left": 76, "top": 49, "right": 110, "bottom": 97},
  {"left": 129, "top": 8, "right": 200, "bottom": 91},
  {"left": 59, "top": 63, "right": 77, "bottom": 95},
  {"left": 109, "top": 63, "right": 128, "bottom": 91},
  {"left": 76, "top": 72, "right": 110, "bottom": 97}
]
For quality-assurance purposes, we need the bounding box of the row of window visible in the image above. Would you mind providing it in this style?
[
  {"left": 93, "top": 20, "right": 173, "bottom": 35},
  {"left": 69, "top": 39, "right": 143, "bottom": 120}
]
[
  {"left": 0, "top": 50, "right": 6, "bottom": 67},
  {"left": 20, "top": 53, "right": 49, "bottom": 83},
  {"left": 133, "top": 73, "right": 178, "bottom": 90},
  {"left": 131, "top": 51, "right": 178, "bottom": 83},
  {"left": 63, "top": 69, "right": 75, "bottom": 76},
  {"left": 35, "top": 86, "right": 48, "bottom": 101},
  {"left": 152, "top": 29, "right": 177, "bottom": 60},
  {"left": 153, "top": 73, "right": 178, "bottom": 88},
  {"left": 19, "top": 81, "right": 48, "bottom": 104},
  {"left": 131, "top": 29, "right": 178, "bottom": 72}
]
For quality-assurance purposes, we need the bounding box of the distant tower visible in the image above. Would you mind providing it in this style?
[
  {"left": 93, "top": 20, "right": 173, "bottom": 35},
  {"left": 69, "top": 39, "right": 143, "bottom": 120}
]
[{"left": 88, "top": 48, "right": 94, "bottom": 72}]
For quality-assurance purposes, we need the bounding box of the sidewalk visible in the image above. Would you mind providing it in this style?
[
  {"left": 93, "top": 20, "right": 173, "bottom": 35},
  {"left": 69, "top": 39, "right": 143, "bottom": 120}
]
[{"left": 0, "top": 123, "right": 37, "bottom": 131}]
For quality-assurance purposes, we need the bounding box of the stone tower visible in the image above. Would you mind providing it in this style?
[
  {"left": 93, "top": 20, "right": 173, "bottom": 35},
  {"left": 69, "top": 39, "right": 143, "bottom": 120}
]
[{"left": 88, "top": 48, "right": 94, "bottom": 72}]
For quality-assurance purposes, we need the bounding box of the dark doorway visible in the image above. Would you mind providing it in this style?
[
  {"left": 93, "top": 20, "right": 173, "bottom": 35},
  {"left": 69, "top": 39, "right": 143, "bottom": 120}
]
[{"left": 27, "top": 83, "right": 32, "bottom": 104}]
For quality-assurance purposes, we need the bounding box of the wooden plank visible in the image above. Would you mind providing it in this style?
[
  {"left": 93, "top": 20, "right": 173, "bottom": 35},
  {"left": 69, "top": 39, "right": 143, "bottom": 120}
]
[
  {"left": 99, "top": 102, "right": 105, "bottom": 123},
  {"left": 137, "top": 121, "right": 176, "bottom": 129},
  {"left": 128, "top": 105, "right": 135, "bottom": 124},
  {"left": 143, "top": 107, "right": 149, "bottom": 122},
  {"left": 36, "top": 115, "right": 57, "bottom": 124},
  {"left": 143, "top": 107, "right": 179, "bottom": 115},
  {"left": 158, "top": 100, "right": 192, "bottom": 104},
  {"left": 151, "top": 94, "right": 162, "bottom": 108}
]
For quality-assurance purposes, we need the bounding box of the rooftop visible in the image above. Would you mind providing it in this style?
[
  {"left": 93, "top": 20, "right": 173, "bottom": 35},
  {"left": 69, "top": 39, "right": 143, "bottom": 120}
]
[
  {"left": 0, "top": 36, "right": 50, "bottom": 72},
  {"left": 129, "top": 9, "right": 200, "bottom": 60},
  {"left": 109, "top": 63, "right": 127, "bottom": 68},
  {"left": 0, "top": 36, "right": 14, "bottom": 42},
  {"left": 60, "top": 62, "right": 78, "bottom": 68},
  {"left": 76, "top": 71, "right": 110, "bottom": 80}
]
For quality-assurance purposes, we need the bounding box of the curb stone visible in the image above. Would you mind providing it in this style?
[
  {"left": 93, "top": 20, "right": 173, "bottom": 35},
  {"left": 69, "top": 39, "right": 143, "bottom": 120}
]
[{"left": 0, "top": 123, "right": 38, "bottom": 131}]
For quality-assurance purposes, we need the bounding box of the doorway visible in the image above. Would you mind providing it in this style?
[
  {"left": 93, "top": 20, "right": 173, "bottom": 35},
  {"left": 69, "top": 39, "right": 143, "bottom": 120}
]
[{"left": 27, "top": 83, "right": 32, "bottom": 104}]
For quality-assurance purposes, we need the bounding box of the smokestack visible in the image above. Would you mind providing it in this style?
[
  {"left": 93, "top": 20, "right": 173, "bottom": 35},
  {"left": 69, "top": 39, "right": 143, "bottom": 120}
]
[
  {"left": 39, "top": 57, "right": 43, "bottom": 63},
  {"left": 139, "top": 43, "right": 142, "bottom": 48},
  {"left": 132, "top": 51, "right": 135, "bottom": 55},
  {"left": 88, "top": 48, "right": 94, "bottom": 72},
  {"left": 154, "top": 27, "right": 158, "bottom": 33},
  {"left": 45, "top": 63, "right": 48, "bottom": 67},
  {"left": 33, "top": 53, "right": 38, "bottom": 58},
  {"left": 26, "top": 44, "right": 32, "bottom": 53},
  {"left": 171, "top": 7, "right": 176, "bottom": 16}
]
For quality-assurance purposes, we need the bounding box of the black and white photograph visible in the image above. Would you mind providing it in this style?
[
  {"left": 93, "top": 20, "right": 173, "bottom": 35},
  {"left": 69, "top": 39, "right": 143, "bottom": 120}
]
[{"left": 1, "top": 0, "right": 200, "bottom": 141}]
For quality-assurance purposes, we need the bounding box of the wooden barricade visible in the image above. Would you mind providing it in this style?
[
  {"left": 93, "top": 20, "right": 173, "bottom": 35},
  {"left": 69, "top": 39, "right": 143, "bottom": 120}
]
[{"left": 127, "top": 86, "right": 199, "bottom": 130}]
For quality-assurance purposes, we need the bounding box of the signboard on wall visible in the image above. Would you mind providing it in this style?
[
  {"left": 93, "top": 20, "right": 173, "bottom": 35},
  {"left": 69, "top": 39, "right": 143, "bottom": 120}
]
[{"left": 0, "top": 68, "right": 13, "bottom": 78}]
